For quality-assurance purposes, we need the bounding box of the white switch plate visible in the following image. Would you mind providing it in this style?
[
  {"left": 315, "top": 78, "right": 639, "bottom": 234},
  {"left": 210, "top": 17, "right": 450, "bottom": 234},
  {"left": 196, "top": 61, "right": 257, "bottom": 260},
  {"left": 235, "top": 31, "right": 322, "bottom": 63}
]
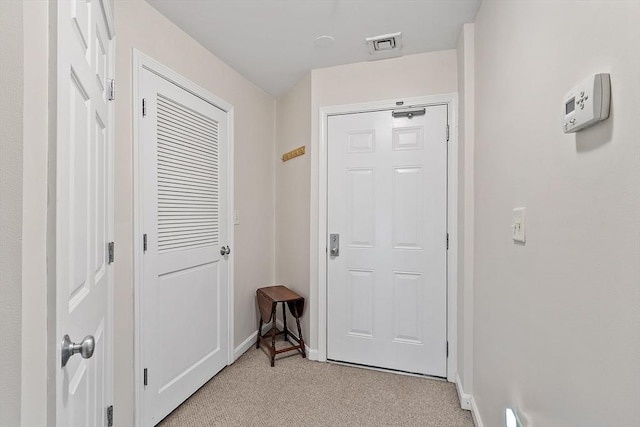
[
  {"left": 234, "top": 210, "right": 240, "bottom": 225},
  {"left": 512, "top": 207, "right": 526, "bottom": 243}
]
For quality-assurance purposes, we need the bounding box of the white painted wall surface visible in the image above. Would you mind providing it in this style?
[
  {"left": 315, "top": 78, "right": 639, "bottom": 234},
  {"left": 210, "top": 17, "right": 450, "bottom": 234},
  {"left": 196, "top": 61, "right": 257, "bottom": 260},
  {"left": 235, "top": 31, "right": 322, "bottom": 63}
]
[
  {"left": 275, "top": 73, "right": 312, "bottom": 342},
  {"left": 20, "top": 2, "right": 49, "bottom": 426},
  {"left": 114, "top": 1, "right": 275, "bottom": 424},
  {"left": 0, "top": 2, "right": 23, "bottom": 426},
  {"left": 473, "top": 1, "right": 640, "bottom": 425},
  {"left": 308, "top": 51, "right": 458, "bottom": 351},
  {"left": 455, "top": 23, "right": 475, "bottom": 398},
  {"left": 311, "top": 51, "right": 458, "bottom": 108}
]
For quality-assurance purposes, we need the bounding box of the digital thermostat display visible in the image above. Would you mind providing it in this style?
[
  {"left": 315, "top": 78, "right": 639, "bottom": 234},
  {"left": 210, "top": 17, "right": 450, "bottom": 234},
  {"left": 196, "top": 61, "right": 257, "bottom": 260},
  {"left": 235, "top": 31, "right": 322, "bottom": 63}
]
[
  {"left": 562, "top": 73, "right": 611, "bottom": 133},
  {"left": 565, "top": 98, "right": 575, "bottom": 114}
]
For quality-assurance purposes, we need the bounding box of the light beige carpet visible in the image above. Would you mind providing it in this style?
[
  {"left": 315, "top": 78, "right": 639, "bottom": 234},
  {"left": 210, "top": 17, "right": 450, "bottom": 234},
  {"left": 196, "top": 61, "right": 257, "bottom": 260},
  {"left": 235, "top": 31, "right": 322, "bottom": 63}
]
[{"left": 158, "top": 339, "right": 474, "bottom": 427}]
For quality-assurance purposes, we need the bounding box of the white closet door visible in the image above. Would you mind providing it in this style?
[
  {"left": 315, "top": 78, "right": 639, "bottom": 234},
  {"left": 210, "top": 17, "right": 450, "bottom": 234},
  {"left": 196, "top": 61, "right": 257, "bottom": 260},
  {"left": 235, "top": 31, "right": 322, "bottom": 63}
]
[
  {"left": 140, "top": 69, "right": 229, "bottom": 425},
  {"left": 327, "top": 106, "right": 448, "bottom": 377}
]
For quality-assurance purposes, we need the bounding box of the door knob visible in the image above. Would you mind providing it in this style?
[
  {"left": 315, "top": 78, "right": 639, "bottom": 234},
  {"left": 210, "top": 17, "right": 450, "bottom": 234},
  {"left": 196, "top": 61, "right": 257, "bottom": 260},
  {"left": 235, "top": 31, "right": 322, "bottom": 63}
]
[
  {"left": 61, "top": 334, "right": 95, "bottom": 367},
  {"left": 220, "top": 245, "right": 230, "bottom": 256}
]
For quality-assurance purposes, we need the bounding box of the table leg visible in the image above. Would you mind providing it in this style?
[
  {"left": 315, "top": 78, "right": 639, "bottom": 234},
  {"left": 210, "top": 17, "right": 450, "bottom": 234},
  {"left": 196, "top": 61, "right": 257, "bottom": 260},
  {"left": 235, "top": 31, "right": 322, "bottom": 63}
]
[
  {"left": 292, "top": 305, "right": 306, "bottom": 358},
  {"left": 282, "top": 302, "right": 288, "bottom": 342},
  {"left": 256, "top": 316, "right": 263, "bottom": 349},
  {"left": 270, "top": 304, "right": 277, "bottom": 367}
]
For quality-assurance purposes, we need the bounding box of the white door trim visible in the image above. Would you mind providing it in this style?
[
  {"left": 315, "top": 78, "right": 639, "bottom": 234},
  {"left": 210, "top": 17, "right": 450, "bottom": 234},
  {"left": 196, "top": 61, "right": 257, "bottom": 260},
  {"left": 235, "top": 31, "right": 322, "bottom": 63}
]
[
  {"left": 316, "top": 94, "right": 458, "bottom": 382},
  {"left": 132, "top": 50, "right": 235, "bottom": 426}
]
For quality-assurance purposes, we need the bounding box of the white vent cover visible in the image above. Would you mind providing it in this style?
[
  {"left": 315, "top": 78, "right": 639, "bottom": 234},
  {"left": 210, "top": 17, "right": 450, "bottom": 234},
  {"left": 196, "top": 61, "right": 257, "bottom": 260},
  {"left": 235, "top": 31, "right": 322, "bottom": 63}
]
[
  {"left": 366, "top": 32, "right": 403, "bottom": 54},
  {"left": 156, "top": 94, "right": 219, "bottom": 253}
]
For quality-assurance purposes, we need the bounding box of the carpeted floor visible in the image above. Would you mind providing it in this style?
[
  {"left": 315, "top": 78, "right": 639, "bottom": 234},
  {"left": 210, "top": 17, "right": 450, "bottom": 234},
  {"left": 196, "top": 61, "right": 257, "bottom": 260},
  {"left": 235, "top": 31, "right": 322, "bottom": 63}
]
[{"left": 158, "top": 338, "right": 474, "bottom": 427}]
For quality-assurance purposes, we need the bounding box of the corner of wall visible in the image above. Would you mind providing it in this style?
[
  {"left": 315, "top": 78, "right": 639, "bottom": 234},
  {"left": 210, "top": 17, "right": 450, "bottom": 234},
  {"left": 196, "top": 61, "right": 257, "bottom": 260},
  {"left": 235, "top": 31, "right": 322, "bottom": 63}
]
[
  {"left": 455, "top": 20, "right": 475, "bottom": 403},
  {"left": 273, "top": 73, "right": 313, "bottom": 346},
  {"left": 271, "top": 95, "right": 278, "bottom": 285}
]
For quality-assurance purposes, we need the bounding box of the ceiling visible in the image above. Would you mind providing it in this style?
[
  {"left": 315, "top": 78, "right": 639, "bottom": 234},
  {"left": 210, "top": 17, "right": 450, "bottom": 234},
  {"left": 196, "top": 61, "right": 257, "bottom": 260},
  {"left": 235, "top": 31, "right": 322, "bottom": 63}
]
[{"left": 146, "top": 0, "right": 482, "bottom": 98}]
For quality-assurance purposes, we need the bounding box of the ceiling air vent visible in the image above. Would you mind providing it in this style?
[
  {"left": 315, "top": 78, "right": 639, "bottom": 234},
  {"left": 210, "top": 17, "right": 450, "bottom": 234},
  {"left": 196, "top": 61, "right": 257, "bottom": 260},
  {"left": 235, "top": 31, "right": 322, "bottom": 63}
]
[{"left": 366, "top": 32, "right": 403, "bottom": 55}]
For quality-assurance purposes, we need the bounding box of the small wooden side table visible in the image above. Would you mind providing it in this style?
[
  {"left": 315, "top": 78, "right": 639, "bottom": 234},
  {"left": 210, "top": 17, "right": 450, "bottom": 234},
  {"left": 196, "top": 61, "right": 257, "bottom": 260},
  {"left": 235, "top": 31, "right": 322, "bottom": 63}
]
[{"left": 256, "top": 285, "right": 306, "bottom": 367}]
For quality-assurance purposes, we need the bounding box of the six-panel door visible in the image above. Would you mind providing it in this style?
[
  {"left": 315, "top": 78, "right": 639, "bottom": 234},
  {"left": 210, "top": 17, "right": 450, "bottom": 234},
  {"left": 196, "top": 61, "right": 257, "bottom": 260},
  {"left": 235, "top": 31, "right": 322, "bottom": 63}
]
[
  {"left": 57, "top": 0, "right": 114, "bottom": 425},
  {"left": 327, "top": 106, "right": 448, "bottom": 377}
]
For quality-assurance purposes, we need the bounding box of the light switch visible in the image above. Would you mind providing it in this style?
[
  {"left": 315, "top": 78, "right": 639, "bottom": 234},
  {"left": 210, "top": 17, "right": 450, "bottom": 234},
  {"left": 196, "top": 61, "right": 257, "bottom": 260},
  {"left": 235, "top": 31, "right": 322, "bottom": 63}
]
[
  {"left": 512, "top": 207, "right": 526, "bottom": 243},
  {"left": 234, "top": 210, "right": 240, "bottom": 225}
]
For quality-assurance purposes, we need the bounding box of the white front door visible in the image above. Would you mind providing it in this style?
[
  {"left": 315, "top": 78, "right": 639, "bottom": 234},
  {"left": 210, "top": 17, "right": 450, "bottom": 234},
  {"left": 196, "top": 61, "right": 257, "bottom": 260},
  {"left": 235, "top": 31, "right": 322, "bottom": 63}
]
[
  {"left": 327, "top": 106, "right": 448, "bottom": 377},
  {"left": 139, "top": 68, "right": 230, "bottom": 425},
  {"left": 56, "top": 0, "right": 114, "bottom": 425}
]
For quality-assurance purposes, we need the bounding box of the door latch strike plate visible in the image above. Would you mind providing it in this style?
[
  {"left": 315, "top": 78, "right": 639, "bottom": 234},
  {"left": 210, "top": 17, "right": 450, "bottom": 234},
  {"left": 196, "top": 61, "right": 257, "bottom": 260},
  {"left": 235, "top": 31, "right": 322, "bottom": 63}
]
[
  {"left": 108, "top": 79, "right": 115, "bottom": 101},
  {"left": 107, "top": 405, "right": 113, "bottom": 427},
  {"left": 108, "top": 242, "right": 114, "bottom": 264}
]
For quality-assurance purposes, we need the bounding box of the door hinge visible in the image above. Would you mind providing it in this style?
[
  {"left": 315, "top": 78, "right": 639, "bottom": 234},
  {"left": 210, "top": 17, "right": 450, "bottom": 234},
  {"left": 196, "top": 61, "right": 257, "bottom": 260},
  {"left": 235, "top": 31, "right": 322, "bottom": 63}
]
[
  {"left": 143, "top": 234, "right": 148, "bottom": 252},
  {"left": 142, "top": 98, "right": 147, "bottom": 117},
  {"left": 446, "top": 341, "right": 449, "bottom": 358},
  {"left": 108, "top": 242, "right": 114, "bottom": 264},
  {"left": 107, "top": 405, "right": 113, "bottom": 427},
  {"left": 446, "top": 233, "right": 449, "bottom": 250},
  {"left": 107, "top": 79, "right": 115, "bottom": 101},
  {"left": 446, "top": 124, "right": 450, "bottom": 142},
  {"left": 144, "top": 368, "right": 148, "bottom": 386}
]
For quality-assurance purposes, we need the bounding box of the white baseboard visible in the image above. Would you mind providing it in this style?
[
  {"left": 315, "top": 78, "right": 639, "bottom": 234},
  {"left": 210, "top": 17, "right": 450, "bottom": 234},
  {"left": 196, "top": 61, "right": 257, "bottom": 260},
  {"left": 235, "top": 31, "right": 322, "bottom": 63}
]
[
  {"left": 455, "top": 374, "right": 472, "bottom": 411},
  {"left": 454, "top": 373, "right": 483, "bottom": 426},
  {"left": 471, "top": 395, "right": 484, "bottom": 427},
  {"left": 272, "top": 318, "right": 315, "bottom": 359},
  {"left": 306, "top": 347, "right": 319, "bottom": 361},
  {"left": 234, "top": 320, "right": 316, "bottom": 362},
  {"left": 233, "top": 330, "right": 258, "bottom": 361}
]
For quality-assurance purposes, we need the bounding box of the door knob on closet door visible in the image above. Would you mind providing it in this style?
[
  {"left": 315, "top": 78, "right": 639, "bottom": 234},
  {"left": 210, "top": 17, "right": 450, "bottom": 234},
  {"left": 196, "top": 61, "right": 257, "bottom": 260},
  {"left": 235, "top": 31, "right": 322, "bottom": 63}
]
[{"left": 220, "top": 245, "right": 230, "bottom": 256}]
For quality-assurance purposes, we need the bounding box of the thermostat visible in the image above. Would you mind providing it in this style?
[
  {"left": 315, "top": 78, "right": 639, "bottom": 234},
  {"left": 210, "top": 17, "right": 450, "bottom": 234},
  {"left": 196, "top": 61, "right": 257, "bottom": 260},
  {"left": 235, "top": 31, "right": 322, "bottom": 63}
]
[{"left": 562, "top": 73, "right": 611, "bottom": 133}]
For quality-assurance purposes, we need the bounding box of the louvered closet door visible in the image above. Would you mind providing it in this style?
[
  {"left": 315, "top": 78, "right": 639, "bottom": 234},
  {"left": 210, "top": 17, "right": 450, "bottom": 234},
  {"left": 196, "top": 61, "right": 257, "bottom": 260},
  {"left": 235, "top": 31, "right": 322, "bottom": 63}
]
[{"left": 140, "top": 69, "right": 229, "bottom": 426}]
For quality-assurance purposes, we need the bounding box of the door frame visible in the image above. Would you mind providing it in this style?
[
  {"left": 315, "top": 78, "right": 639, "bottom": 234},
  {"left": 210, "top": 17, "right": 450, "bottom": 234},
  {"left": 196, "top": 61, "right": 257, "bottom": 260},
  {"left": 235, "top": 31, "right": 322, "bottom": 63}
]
[
  {"left": 316, "top": 94, "right": 458, "bottom": 382},
  {"left": 132, "top": 50, "right": 235, "bottom": 426}
]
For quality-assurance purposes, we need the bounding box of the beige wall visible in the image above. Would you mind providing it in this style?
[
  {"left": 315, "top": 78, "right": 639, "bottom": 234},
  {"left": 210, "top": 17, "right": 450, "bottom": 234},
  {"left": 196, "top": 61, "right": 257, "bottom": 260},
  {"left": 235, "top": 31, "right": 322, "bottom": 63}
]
[
  {"left": 114, "top": 1, "right": 276, "bottom": 424},
  {"left": 20, "top": 1, "right": 49, "bottom": 426},
  {"left": 473, "top": 1, "right": 640, "bottom": 425},
  {"left": 11, "top": 2, "right": 637, "bottom": 424},
  {"left": 308, "top": 51, "right": 458, "bottom": 350},
  {"left": 0, "top": 2, "right": 24, "bottom": 426},
  {"left": 311, "top": 50, "right": 458, "bottom": 108},
  {"left": 455, "top": 23, "right": 475, "bottom": 398},
  {"left": 275, "top": 73, "right": 312, "bottom": 341}
]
